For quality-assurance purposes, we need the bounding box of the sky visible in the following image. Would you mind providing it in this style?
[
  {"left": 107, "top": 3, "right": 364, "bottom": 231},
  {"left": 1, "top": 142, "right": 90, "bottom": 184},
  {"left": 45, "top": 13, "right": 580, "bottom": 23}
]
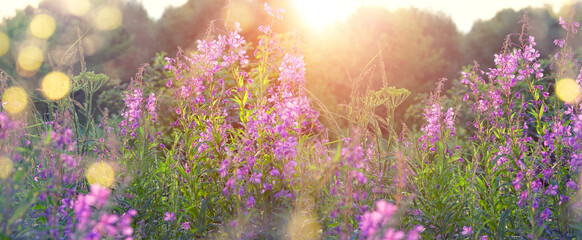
[{"left": 0, "top": 0, "right": 573, "bottom": 33}]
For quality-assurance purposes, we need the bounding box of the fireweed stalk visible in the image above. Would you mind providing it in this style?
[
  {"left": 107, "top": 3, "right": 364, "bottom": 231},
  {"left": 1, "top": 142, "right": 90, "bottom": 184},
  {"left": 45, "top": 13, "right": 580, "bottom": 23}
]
[{"left": 405, "top": 79, "right": 466, "bottom": 238}]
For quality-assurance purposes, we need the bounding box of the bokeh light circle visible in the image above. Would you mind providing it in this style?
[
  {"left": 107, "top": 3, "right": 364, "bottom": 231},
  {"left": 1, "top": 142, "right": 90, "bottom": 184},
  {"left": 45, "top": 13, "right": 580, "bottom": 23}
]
[
  {"left": 2, "top": 86, "right": 28, "bottom": 114},
  {"left": 66, "top": 0, "right": 91, "bottom": 16},
  {"left": 96, "top": 6, "right": 123, "bottom": 31},
  {"left": 30, "top": 14, "right": 56, "bottom": 39},
  {"left": 0, "top": 32, "right": 9, "bottom": 57},
  {"left": 0, "top": 156, "right": 13, "bottom": 180},
  {"left": 556, "top": 78, "right": 581, "bottom": 104},
  {"left": 17, "top": 46, "right": 44, "bottom": 72},
  {"left": 86, "top": 161, "right": 115, "bottom": 188},
  {"left": 41, "top": 71, "right": 71, "bottom": 100}
]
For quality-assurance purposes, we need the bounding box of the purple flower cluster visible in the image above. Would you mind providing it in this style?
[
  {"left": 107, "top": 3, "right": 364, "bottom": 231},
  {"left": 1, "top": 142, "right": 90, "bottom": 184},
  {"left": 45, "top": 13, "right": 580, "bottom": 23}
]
[
  {"left": 359, "top": 200, "right": 424, "bottom": 240},
  {"left": 119, "top": 78, "right": 157, "bottom": 138},
  {"left": 264, "top": 2, "right": 285, "bottom": 22},
  {"left": 73, "top": 184, "right": 136, "bottom": 240},
  {"left": 419, "top": 83, "right": 456, "bottom": 150},
  {"left": 158, "top": 5, "right": 325, "bottom": 226},
  {"left": 456, "top": 13, "right": 582, "bottom": 236}
]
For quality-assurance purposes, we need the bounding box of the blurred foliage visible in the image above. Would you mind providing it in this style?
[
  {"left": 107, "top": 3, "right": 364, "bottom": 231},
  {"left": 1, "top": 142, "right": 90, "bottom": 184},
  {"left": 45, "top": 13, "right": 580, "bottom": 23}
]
[
  {"left": 303, "top": 7, "right": 463, "bottom": 131},
  {"left": 4, "top": 0, "right": 582, "bottom": 130}
]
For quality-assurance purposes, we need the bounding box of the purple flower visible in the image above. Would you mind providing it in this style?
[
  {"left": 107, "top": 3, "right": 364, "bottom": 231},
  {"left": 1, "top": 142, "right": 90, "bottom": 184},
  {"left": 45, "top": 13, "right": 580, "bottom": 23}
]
[
  {"left": 274, "top": 190, "right": 292, "bottom": 199},
  {"left": 264, "top": 2, "right": 285, "bottom": 21},
  {"left": 567, "top": 180, "right": 578, "bottom": 190},
  {"left": 164, "top": 212, "right": 176, "bottom": 222},
  {"left": 278, "top": 54, "right": 306, "bottom": 85},
  {"left": 572, "top": 21, "right": 580, "bottom": 33},
  {"left": 560, "top": 17, "right": 568, "bottom": 29},
  {"left": 540, "top": 207, "right": 552, "bottom": 221},
  {"left": 407, "top": 226, "right": 424, "bottom": 240},
  {"left": 270, "top": 168, "right": 280, "bottom": 177},
  {"left": 351, "top": 171, "right": 367, "bottom": 184},
  {"left": 554, "top": 39, "right": 566, "bottom": 48},
  {"left": 85, "top": 184, "right": 111, "bottom": 208},
  {"left": 182, "top": 222, "right": 190, "bottom": 230},
  {"left": 246, "top": 195, "right": 256, "bottom": 208},
  {"left": 531, "top": 179, "right": 542, "bottom": 193},
  {"left": 258, "top": 25, "right": 271, "bottom": 34},
  {"left": 532, "top": 197, "right": 540, "bottom": 210},
  {"left": 121, "top": 88, "right": 143, "bottom": 128},
  {"left": 444, "top": 107, "right": 455, "bottom": 136},
  {"left": 359, "top": 200, "right": 404, "bottom": 239},
  {"left": 218, "top": 160, "right": 229, "bottom": 177},
  {"left": 375, "top": 200, "right": 397, "bottom": 217},
  {"left": 462, "top": 226, "right": 474, "bottom": 235},
  {"left": 146, "top": 93, "right": 157, "bottom": 122},
  {"left": 93, "top": 213, "right": 118, "bottom": 237},
  {"left": 513, "top": 172, "right": 522, "bottom": 190},
  {"left": 383, "top": 228, "right": 405, "bottom": 240},
  {"left": 249, "top": 172, "right": 262, "bottom": 184},
  {"left": 517, "top": 191, "right": 529, "bottom": 207},
  {"left": 545, "top": 184, "right": 558, "bottom": 196},
  {"left": 421, "top": 103, "right": 443, "bottom": 144}
]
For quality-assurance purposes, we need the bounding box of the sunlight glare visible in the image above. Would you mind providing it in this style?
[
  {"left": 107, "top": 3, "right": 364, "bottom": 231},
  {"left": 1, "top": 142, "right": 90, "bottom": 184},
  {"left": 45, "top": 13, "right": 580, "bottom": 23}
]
[
  {"left": 0, "top": 156, "right": 13, "bottom": 180},
  {"left": 65, "top": 0, "right": 91, "bottom": 16},
  {"left": 292, "top": 0, "right": 354, "bottom": 31},
  {"left": 222, "top": 0, "right": 254, "bottom": 31},
  {"left": 30, "top": 14, "right": 56, "bottom": 39},
  {"left": 2, "top": 86, "right": 28, "bottom": 114},
  {"left": 41, "top": 71, "right": 71, "bottom": 100},
  {"left": 86, "top": 161, "right": 115, "bottom": 188},
  {"left": 556, "top": 78, "right": 581, "bottom": 104}
]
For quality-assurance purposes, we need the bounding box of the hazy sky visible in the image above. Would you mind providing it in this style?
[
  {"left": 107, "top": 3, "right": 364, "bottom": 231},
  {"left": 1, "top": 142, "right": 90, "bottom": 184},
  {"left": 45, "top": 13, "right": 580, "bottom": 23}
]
[{"left": 0, "top": 0, "right": 572, "bottom": 33}]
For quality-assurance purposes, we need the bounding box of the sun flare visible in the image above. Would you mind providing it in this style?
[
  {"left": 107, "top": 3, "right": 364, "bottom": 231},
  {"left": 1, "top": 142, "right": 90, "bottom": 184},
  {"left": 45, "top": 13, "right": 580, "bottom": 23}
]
[{"left": 292, "top": 0, "right": 356, "bottom": 31}]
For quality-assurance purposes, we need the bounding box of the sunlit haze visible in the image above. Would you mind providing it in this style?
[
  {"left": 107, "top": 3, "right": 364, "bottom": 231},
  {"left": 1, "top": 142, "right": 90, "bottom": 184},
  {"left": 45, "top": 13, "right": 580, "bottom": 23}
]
[
  {"left": 292, "top": 0, "right": 569, "bottom": 32},
  {"left": 0, "top": 0, "right": 576, "bottom": 32},
  {"left": 0, "top": 0, "right": 187, "bottom": 21}
]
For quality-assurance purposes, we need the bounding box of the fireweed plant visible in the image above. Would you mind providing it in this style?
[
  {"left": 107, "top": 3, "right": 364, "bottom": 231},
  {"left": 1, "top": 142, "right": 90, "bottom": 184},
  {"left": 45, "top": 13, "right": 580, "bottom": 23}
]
[{"left": 6, "top": 2, "right": 582, "bottom": 240}]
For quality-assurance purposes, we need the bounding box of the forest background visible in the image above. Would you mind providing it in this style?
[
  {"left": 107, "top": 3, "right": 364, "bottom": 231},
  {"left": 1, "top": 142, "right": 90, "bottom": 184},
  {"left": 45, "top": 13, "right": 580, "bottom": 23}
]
[{"left": 2, "top": 0, "right": 581, "bottom": 131}]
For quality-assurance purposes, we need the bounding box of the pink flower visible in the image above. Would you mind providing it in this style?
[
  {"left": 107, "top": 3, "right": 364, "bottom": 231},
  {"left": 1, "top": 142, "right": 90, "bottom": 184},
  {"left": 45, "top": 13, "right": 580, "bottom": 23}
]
[
  {"left": 164, "top": 212, "right": 175, "bottom": 222},
  {"left": 462, "top": 226, "right": 473, "bottom": 235},
  {"left": 383, "top": 228, "right": 405, "bottom": 240},
  {"left": 182, "top": 222, "right": 190, "bottom": 230}
]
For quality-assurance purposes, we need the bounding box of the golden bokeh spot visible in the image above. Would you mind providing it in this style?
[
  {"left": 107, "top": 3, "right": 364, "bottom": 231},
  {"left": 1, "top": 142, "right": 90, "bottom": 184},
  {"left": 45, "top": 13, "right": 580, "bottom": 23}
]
[
  {"left": 556, "top": 78, "right": 581, "bottom": 104},
  {"left": 287, "top": 212, "right": 321, "bottom": 240},
  {"left": 17, "top": 46, "right": 44, "bottom": 71},
  {"left": 2, "top": 86, "right": 28, "bottom": 114},
  {"left": 41, "top": 71, "right": 71, "bottom": 100},
  {"left": 30, "top": 14, "right": 56, "bottom": 39},
  {"left": 66, "top": 0, "right": 91, "bottom": 16},
  {"left": 0, "top": 32, "right": 9, "bottom": 57},
  {"left": 96, "top": 6, "right": 122, "bottom": 31},
  {"left": 0, "top": 156, "right": 13, "bottom": 180},
  {"left": 86, "top": 161, "right": 115, "bottom": 188}
]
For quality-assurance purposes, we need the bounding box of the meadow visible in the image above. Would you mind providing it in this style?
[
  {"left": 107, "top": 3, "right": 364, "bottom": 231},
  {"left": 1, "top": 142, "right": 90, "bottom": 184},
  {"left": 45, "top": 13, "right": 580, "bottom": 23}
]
[{"left": 3, "top": 3, "right": 582, "bottom": 240}]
